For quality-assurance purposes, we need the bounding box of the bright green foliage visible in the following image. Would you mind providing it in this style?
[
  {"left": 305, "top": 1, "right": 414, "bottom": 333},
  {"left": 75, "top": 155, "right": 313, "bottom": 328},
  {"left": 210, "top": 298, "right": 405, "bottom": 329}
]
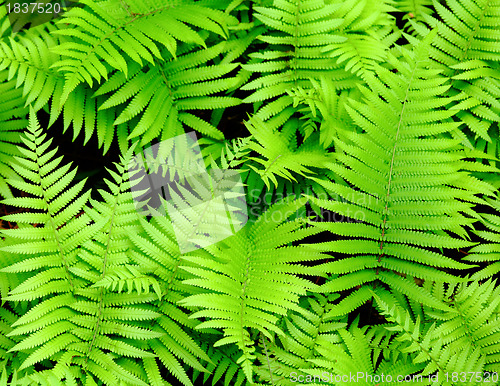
[
  {"left": 252, "top": 281, "right": 500, "bottom": 385},
  {"left": 425, "top": 280, "right": 500, "bottom": 373},
  {"left": 242, "top": 0, "right": 351, "bottom": 117},
  {"left": 244, "top": 116, "right": 333, "bottom": 189},
  {"left": 308, "top": 318, "right": 426, "bottom": 385},
  {"left": 322, "top": 0, "right": 398, "bottom": 76},
  {"left": 51, "top": 0, "right": 233, "bottom": 99},
  {"left": 179, "top": 196, "right": 325, "bottom": 380},
  {"left": 465, "top": 194, "right": 500, "bottom": 280},
  {"left": 1, "top": 0, "right": 500, "bottom": 385},
  {"left": 394, "top": 0, "right": 434, "bottom": 32},
  {"left": 0, "top": 110, "right": 97, "bottom": 381},
  {"left": 253, "top": 293, "right": 348, "bottom": 385},
  {"left": 0, "top": 22, "right": 126, "bottom": 154},
  {"left": 193, "top": 342, "right": 249, "bottom": 386},
  {"left": 0, "top": 110, "right": 95, "bottom": 301},
  {"left": 242, "top": 0, "right": 396, "bottom": 127},
  {"left": 412, "top": 0, "right": 500, "bottom": 148},
  {"left": 92, "top": 40, "right": 243, "bottom": 146},
  {"left": 0, "top": 0, "right": 247, "bottom": 152},
  {"left": 0, "top": 114, "right": 209, "bottom": 385},
  {"left": 368, "top": 279, "right": 500, "bottom": 381},
  {"left": 0, "top": 58, "right": 28, "bottom": 199},
  {"left": 50, "top": 0, "right": 245, "bottom": 147},
  {"left": 126, "top": 215, "right": 213, "bottom": 386},
  {"left": 306, "top": 33, "right": 496, "bottom": 312},
  {"left": 286, "top": 77, "right": 358, "bottom": 149}
]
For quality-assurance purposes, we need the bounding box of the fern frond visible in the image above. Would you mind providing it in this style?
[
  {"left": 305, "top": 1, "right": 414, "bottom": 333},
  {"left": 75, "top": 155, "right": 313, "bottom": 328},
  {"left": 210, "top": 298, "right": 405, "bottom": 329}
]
[
  {"left": 199, "top": 136, "right": 253, "bottom": 170},
  {"left": 427, "top": 280, "right": 500, "bottom": 372},
  {"left": 0, "top": 108, "right": 99, "bottom": 375},
  {"left": 194, "top": 341, "right": 249, "bottom": 386},
  {"left": 1, "top": 108, "right": 94, "bottom": 295},
  {"left": 129, "top": 212, "right": 213, "bottom": 385},
  {"left": 393, "top": 0, "right": 434, "bottom": 33},
  {"left": 307, "top": 31, "right": 493, "bottom": 310},
  {"left": 93, "top": 41, "right": 241, "bottom": 145},
  {"left": 51, "top": 0, "right": 232, "bottom": 103},
  {"left": 306, "top": 314, "right": 424, "bottom": 385},
  {"left": 464, "top": 194, "right": 500, "bottom": 280},
  {"left": 242, "top": 0, "right": 357, "bottom": 125},
  {"left": 245, "top": 116, "right": 333, "bottom": 189},
  {"left": 371, "top": 288, "right": 447, "bottom": 376},
  {"left": 63, "top": 148, "right": 169, "bottom": 386},
  {"left": 128, "top": 133, "right": 248, "bottom": 254},
  {"left": 0, "top": 69, "right": 28, "bottom": 199},
  {"left": 370, "top": 280, "right": 500, "bottom": 380},
  {"left": 179, "top": 196, "right": 325, "bottom": 382},
  {"left": 286, "top": 77, "right": 358, "bottom": 149},
  {"left": 322, "top": 0, "right": 399, "bottom": 77},
  {"left": 254, "top": 293, "right": 348, "bottom": 385},
  {"left": 0, "top": 23, "right": 123, "bottom": 154},
  {"left": 413, "top": 0, "right": 500, "bottom": 143}
]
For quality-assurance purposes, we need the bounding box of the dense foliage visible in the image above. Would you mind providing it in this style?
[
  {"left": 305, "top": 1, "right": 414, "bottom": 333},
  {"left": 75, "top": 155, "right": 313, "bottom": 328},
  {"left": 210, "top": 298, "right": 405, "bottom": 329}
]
[{"left": 0, "top": 0, "right": 499, "bottom": 385}]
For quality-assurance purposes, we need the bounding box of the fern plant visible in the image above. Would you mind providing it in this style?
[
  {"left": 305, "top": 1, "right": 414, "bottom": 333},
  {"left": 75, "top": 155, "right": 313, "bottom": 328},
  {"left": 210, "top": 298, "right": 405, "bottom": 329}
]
[
  {"left": 411, "top": 0, "right": 500, "bottom": 153},
  {"left": 179, "top": 195, "right": 326, "bottom": 380},
  {"left": 464, "top": 193, "right": 500, "bottom": 280},
  {"left": 1, "top": 0, "right": 500, "bottom": 384},
  {"left": 306, "top": 31, "right": 497, "bottom": 314}
]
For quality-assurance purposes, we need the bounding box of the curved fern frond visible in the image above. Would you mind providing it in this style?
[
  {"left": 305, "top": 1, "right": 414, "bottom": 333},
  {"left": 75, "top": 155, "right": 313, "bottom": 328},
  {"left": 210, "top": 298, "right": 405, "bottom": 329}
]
[
  {"left": 93, "top": 41, "right": 242, "bottom": 145},
  {"left": 0, "top": 26, "right": 62, "bottom": 112},
  {"left": 0, "top": 108, "right": 97, "bottom": 373},
  {"left": 51, "top": 0, "right": 235, "bottom": 105},
  {"left": 253, "top": 293, "right": 348, "bottom": 385},
  {"left": 241, "top": 0, "right": 356, "bottom": 126},
  {"left": 178, "top": 196, "right": 325, "bottom": 382},
  {"left": 307, "top": 31, "right": 494, "bottom": 311},
  {"left": 0, "top": 24, "right": 123, "bottom": 154},
  {"left": 413, "top": 0, "right": 500, "bottom": 144}
]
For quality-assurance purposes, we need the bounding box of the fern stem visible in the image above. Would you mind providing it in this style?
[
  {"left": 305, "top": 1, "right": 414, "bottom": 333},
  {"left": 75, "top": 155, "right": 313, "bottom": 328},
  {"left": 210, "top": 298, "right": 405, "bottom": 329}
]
[
  {"left": 34, "top": 140, "right": 75, "bottom": 293},
  {"left": 85, "top": 174, "right": 124, "bottom": 357},
  {"left": 376, "top": 55, "right": 422, "bottom": 273},
  {"left": 260, "top": 332, "right": 275, "bottom": 386},
  {"left": 292, "top": 1, "right": 300, "bottom": 88},
  {"left": 263, "top": 154, "right": 282, "bottom": 181}
]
